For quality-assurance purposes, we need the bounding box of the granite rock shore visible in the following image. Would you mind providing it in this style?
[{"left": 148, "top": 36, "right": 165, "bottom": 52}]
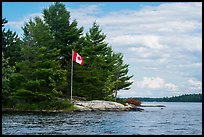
[
  {"left": 73, "top": 100, "right": 144, "bottom": 111},
  {"left": 2, "top": 100, "right": 145, "bottom": 113}
]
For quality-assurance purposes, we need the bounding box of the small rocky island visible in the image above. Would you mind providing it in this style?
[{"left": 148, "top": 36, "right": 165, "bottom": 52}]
[
  {"left": 72, "top": 98, "right": 166, "bottom": 112},
  {"left": 2, "top": 98, "right": 166, "bottom": 113},
  {"left": 73, "top": 100, "right": 144, "bottom": 112}
]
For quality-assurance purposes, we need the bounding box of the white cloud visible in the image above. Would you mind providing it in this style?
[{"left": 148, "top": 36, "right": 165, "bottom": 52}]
[
  {"left": 69, "top": 2, "right": 201, "bottom": 71},
  {"left": 110, "top": 35, "right": 165, "bottom": 49},
  {"left": 139, "top": 77, "right": 165, "bottom": 89},
  {"left": 188, "top": 79, "right": 202, "bottom": 90},
  {"left": 167, "top": 62, "right": 202, "bottom": 69},
  {"left": 118, "top": 89, "right": 153, "bottom": 98},
  {"left": 6, "top": 13, "right": 43, "bottom": 29},
  {"left": 68, "top": 4, "right": 103, "bottom": 30},
  {"left": 165, "top": 83, "right": 178, "bottom": 91},
  {"left": 5, "top": 12, "right": 43, "bottom": 38},
  {"left": 137, "top": 77, "right": 178, "bottom": 91}
]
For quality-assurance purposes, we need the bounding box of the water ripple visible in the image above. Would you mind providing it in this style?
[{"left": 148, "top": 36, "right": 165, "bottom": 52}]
[{"left": 2, "top": 102, "right": 202, "bottom": 135}]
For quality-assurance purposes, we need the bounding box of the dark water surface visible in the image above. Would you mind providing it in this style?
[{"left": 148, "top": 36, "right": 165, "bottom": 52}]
[{"left": 2, "top": 102, "right": 202, "bottom": 135}]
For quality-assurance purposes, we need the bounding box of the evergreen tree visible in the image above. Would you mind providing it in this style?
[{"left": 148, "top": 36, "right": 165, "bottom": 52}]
[
  {"left": 42, "top": 2, "right": 84, "bottom": 67},
  {"left": 13, "top": 44, "right": 68, "bottom": 103},
  {"left": 2, "top": 2, "right": 134, "bottom": 105},
  {"left": 73, "top": 22, "right": 133, "bottom": 100},
  {"left": 2, "top": 52, "right": 15, "bottom": 107},
  {"left": 42, "top": 2, "right": 85, "bottom": 98},
  {"left": 22, "top": 17, "right": 54, "bottom": 48},
  {"left": 107, "top": 52, "right": 133, "bottom": 100},
  {"left": 12, "top": 17, "right": 68, "bottom": 103},
  {"left": 2, "top": 18, "right": 21, "bottom": 107},
  {"left": 2, "top": 17, "right": 22, "bottom": 67},
  {"left": 70, "top": 22, "right": 113, "bottom": 100}
]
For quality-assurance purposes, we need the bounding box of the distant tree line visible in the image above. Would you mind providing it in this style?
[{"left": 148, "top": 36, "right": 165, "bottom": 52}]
[
  {"left": 119, "top": 93, "right": 202, "bottom": 102},
  {"left": 2, "top": 2, "right": 133, "bottom": 110}
]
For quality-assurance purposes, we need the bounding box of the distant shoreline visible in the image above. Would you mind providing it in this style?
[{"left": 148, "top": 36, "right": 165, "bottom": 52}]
[
  {"left": 120, "top": 93, "right": 202, "bottom": 102},
  {"left": 140, "top": 101, "right": 202, "bottom": 103}
]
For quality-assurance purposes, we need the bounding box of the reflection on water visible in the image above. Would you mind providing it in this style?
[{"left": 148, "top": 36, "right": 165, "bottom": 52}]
[{"left": 2, "top": 102, "right": 202, "bottom": 135}]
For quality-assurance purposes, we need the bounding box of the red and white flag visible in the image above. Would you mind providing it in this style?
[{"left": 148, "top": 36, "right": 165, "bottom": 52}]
[{"left": 72, "top": 51, "right": 84, "bottom": 65}]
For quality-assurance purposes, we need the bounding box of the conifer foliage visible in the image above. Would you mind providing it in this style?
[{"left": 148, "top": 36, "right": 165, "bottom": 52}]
[{"left": 2, "top": 2, "right": 133, "bottom": 109}]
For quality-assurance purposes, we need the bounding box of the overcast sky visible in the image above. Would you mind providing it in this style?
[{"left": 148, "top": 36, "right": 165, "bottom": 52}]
[{"left": 2, "top": 2, "right": 202, "bottom": 98}]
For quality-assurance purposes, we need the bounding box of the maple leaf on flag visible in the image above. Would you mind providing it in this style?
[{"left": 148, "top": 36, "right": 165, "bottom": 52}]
[{"left": 72, "top": 51, "right": 84, "bottom": 65}]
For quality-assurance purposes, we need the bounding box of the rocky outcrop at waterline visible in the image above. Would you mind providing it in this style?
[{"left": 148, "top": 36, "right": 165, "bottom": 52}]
[
  {"left": 73, "top": 100, "right": 144, "bottom": 112},
  {"left": 2, "top": 100, "right": 146, "bottom": 113}
]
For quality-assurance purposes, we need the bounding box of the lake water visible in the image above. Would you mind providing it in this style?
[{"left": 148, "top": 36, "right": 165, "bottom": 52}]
[{"left": 2, "top": 102, "right": 202, "bottom": 135}]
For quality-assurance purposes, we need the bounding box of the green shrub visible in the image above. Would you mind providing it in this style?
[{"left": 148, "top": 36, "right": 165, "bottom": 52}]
[{"left": 15, "top": 99, "right": 74, "bottom": 111}]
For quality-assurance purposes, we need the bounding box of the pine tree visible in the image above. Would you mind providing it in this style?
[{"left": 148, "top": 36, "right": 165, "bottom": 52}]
[
  {"left": 2, "top": 18, "right": 21, "bottom": 107},
  {"left": 22, "top": 17, "right": 54, "bottom": 48},
  {"left": 3, "top": 3, "right": 134, "bottom": 104},
  {"left": 71, "top": 22, "right": 113, "bottom": 100},
  {"left": 13, "top": 17, "right": 68, "bottom": 103},
  {"left": 42, "top": 2, "right": 84, "bottom": 67},
  {"left": 2, "top": 17, "right": 22, "bottom": 67},
  {"left": 42, "top": 2, "right": 85, "bottom": 99},
  {"left": 2, "top": 52, "right": 15, "bottom": 107},
  {"left": 73, "top": 22, "right": 133, "bottom": 100},
  {"left": 13, "top": 44, "right": 68, "bottom": 103}
]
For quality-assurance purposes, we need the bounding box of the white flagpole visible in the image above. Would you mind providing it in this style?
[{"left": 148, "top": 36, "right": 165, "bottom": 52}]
[{"left": 71, "top": 50, "right": 74, "bottom": 102}]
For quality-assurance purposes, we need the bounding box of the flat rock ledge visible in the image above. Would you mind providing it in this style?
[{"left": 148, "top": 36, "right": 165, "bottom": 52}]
[
  {"left": 2, "top": 100, "right": 145, "bottom": 113},
  {"left": 73, "top": 100, "right": 144, "bottom": 112}
]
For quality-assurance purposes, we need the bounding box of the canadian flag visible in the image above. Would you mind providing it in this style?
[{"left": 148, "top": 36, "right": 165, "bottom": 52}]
[{"left": 72, "top": 51, "right": 84, "bottom": 65}]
